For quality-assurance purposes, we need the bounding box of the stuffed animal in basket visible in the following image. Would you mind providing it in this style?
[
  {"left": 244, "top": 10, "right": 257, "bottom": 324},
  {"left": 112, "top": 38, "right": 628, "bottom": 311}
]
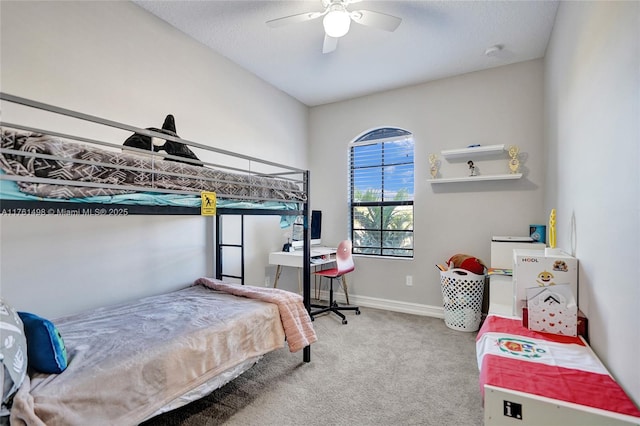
[
  {"left": 447, "top": 253, "right": 486, "bottom": 275},
  {"left": 123, "top": 114, "right": 202, "bottom": 166}
]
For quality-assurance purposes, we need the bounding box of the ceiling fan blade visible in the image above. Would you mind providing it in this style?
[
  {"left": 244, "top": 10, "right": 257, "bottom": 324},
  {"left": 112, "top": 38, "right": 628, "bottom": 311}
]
[
  {"left": 266, "top": 11, "right": 324, "bottom": 28},
  {"left": 322, "top": 34, "right": 338, "bottom": 54},
  {"left": 350, "top": 9, "right": 402, "bottom": 32}
]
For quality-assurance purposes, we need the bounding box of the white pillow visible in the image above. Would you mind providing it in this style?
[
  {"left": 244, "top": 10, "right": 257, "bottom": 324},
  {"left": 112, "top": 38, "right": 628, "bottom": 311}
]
[{"left": 0, "top": 299, "right": 27, "bottom": 408}]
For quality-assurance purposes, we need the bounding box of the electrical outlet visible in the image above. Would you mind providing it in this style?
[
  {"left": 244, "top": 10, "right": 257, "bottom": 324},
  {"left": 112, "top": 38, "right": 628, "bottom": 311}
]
[
  {"left": 406, "top": 275, "right": 413, "bottom": 286},
  {"left": 264, "top": 276, "right": 270, "bottom": 287}
]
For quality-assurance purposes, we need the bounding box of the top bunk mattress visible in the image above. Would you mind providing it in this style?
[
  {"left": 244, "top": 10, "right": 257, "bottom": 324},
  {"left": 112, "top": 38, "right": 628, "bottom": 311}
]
[{"left": 0, "top": 128, "right": 306, "bottom": 206}]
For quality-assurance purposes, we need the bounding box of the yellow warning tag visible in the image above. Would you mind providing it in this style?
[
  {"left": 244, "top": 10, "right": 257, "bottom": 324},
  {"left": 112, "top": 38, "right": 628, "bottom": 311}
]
[{"left": 200, "top": 191, "right": 217, "bottom": 216}]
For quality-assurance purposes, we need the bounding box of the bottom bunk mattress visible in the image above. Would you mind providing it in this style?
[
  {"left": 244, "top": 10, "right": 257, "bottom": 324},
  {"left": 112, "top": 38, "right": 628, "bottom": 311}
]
[
  {"left": 476, "top": 315, "right": 640, "bottom": 421},
  {"left": 10, "top": 284, "right": 289, "bottom": 425}
]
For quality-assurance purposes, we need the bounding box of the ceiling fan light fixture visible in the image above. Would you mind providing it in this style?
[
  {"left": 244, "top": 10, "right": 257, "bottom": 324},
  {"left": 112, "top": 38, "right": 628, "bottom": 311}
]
[{"left": 323, "top": 9, "right": 351, "bottom": 38}]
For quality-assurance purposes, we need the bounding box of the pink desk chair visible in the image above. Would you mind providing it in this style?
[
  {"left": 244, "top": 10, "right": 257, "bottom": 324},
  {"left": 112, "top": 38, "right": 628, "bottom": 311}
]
[{"left": 310, "top": 240, "right": 361, "bottom": 324}]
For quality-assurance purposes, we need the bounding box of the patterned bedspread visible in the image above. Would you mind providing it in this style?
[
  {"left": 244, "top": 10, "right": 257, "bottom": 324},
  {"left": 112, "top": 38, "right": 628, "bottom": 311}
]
[{"left": 0, "top": 128, "right": 306, "bottom": 202}]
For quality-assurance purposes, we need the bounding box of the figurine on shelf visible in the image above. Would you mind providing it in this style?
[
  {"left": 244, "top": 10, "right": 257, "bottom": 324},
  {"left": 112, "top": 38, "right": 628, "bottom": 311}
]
[
  {"left": 508, "top": 145, "right": 520, "bottom": 174},
  {"left": 548, "top": 208, "right": 557, "bottom": 249},
  {"left": 429, "top": 153, "right": 439, "bottom": 179},
  {"left": 467, "top": 160, "right": 477, "bottom": 176}
]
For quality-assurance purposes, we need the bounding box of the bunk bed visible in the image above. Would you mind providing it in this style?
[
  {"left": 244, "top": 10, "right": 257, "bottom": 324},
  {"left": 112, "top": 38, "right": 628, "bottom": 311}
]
[{"left": 0, "top": 93, "right": 317, "bottom": 424}]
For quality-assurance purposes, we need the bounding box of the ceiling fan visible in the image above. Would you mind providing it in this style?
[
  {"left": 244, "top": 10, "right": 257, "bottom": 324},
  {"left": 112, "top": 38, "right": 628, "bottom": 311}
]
[{"left": 266, "top": 0, "right": 402, "bottom": 54}]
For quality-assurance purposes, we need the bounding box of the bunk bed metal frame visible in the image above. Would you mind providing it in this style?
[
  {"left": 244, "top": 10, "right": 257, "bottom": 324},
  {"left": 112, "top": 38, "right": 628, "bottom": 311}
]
[{"left": 0, "top": 92, "right": 313, "bottom": 362}]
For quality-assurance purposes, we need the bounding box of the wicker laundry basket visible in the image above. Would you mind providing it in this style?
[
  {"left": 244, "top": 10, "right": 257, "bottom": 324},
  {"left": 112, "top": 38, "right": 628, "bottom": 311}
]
[{"left": 440, "top": 268, "right": 486, "bottom": 332}]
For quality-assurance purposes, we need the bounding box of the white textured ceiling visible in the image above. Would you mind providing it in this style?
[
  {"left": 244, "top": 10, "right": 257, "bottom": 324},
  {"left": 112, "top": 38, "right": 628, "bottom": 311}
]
[{"left": 133, "top": 1, "right": 559, "bottom": 107}]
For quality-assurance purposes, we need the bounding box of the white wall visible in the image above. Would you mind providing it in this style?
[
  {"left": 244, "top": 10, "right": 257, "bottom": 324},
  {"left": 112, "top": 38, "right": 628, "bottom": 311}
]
[
  {"left": 309, "top": 60, "right": 546, "bottom": 313},
  {"left": 544, "top": 1, "right": 639, "bottom": 405},
  {"left": 0, "top": 1, "right": 308, "bottom": 318}
]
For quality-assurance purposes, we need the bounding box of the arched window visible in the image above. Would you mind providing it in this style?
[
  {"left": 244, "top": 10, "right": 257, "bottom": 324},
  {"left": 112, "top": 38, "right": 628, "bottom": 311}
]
[{"left": 349, "top": 128, "right": 414, "bottom": 258}]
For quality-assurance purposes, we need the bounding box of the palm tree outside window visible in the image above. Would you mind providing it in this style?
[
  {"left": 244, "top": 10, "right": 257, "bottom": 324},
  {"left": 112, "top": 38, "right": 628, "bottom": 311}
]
[{"left": 349, "top": 128, "right": 414, "bottom": 258}]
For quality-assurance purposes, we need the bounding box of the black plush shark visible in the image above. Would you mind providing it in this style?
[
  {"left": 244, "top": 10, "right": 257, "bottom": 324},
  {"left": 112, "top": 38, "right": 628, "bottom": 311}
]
[{"left": 123, "top": 115, "right": 201, "bottom": 166}]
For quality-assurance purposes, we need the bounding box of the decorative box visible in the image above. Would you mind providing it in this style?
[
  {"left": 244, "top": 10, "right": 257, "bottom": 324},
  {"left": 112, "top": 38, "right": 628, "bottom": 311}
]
[
  {"left": 524, "top": 284, "right": 577, "bottom": 336},
  {"left": 513, "top": 249, "right": 578, "bottom": 315},
  {"left": 523, "top": 307, "right": 589, "bottom": 342}
]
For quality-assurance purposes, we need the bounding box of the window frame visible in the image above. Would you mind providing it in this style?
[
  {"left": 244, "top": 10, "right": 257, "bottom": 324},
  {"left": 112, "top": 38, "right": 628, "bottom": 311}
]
[{"left": 349, "top": 130, "right": 415, "bottom": 259}]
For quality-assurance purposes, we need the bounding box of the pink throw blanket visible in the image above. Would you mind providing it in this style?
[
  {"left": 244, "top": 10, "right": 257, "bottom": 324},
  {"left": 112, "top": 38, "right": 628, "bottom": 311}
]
[{"left": 196, "top": 277, "right": 317, "bottom": 352}]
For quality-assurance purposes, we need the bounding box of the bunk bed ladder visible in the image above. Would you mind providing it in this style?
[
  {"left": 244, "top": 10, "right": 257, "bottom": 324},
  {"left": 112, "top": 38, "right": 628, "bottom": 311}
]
[{"left": 215, "top": 214, "right": 245, "bottom": 285}]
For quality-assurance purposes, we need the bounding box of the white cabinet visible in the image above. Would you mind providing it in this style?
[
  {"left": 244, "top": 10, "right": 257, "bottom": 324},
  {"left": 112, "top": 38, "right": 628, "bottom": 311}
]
[
  {"left": 429, "top": 144, "right": 522, "bottom": 184},
  {"left": 488, "top": 238, "right": 545, "bottom": 316}
]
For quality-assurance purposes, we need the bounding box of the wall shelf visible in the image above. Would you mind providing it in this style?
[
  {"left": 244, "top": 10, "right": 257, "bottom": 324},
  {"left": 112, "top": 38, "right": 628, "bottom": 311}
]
[
  {"left": 429, "top": 173, "right": 522, "bottom": 184},
  {"left": 430, "top": 143, "right": 523, "bottom": 184},
  {"left": 441, "top": 144, "right": 505, "bottom": 159}
]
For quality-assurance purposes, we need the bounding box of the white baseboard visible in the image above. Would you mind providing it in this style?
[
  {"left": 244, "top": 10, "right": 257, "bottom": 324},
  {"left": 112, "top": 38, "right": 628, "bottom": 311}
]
[{"left": 314, "top": 290, "right": 444, "bottom": 318}]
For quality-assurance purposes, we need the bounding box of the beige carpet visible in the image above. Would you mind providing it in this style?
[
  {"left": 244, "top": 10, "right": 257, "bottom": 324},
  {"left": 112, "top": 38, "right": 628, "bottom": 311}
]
[{"left": 142, "top": 306, "right": 484, "bottom": 426}]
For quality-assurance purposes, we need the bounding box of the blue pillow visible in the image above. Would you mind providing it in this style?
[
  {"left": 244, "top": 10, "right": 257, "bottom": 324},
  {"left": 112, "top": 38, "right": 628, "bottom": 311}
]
[{"left": 17, "top": 312, "right": 68, "bottom": 374}]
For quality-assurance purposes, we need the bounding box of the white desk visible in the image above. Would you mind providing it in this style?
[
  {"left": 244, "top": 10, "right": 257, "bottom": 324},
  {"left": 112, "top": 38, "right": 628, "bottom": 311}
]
[{"left": 268, "top": 246, "right": 337, "bottom": 291}]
